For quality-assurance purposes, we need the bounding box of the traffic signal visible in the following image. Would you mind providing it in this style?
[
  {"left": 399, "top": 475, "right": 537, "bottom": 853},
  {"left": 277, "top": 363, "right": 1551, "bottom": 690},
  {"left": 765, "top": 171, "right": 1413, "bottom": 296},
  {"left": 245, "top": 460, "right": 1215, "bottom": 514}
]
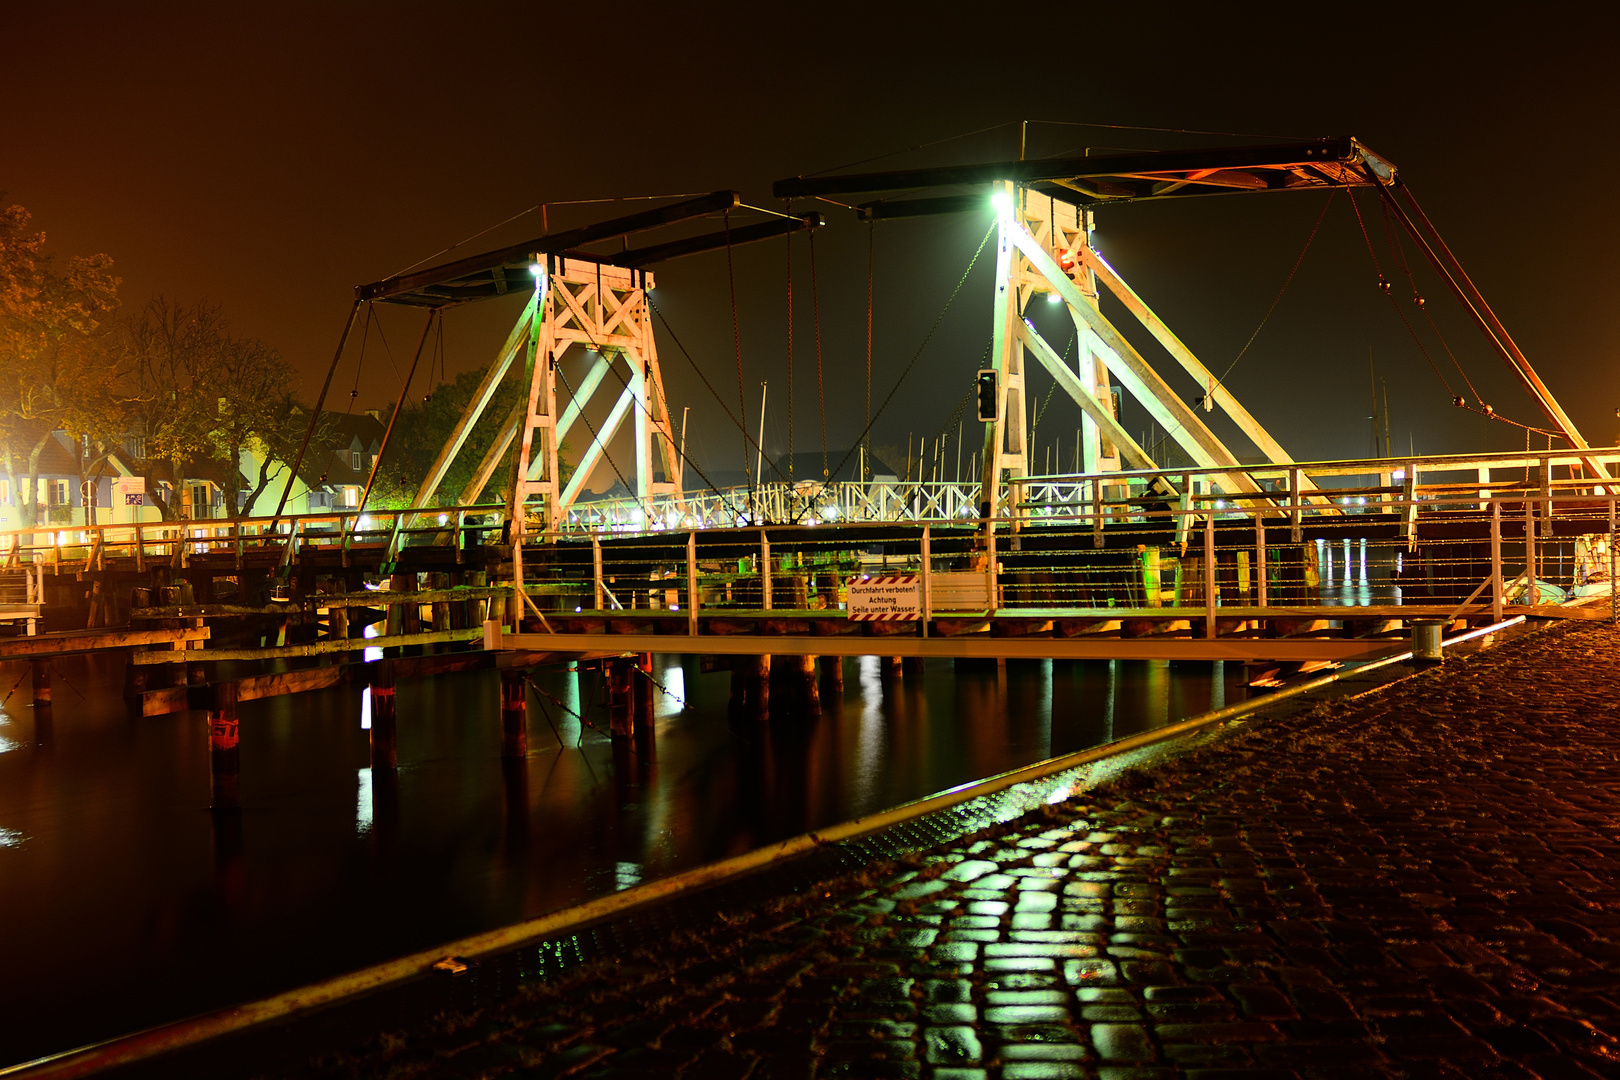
[{"left": 976, "top": 369, "right": 998, "bottom": 422}]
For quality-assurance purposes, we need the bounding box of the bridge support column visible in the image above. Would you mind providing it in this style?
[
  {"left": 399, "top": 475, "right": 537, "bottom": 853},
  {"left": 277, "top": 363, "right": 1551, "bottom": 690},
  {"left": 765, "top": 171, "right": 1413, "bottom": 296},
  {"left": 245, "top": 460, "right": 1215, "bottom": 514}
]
[
  {"left": 779, "top": 654, "right": 819, "bottom": 717},
  {"left": 30, "top": 659, "right": 50, "bottom": 709},
  {"left": 818, "top": 655, "right": 843, "bottom": 700},
  {"left": 500, "top": 669, "right": 528, "bottom": 758},
  {"left": 881, "top": 656, "right": 903, "bottom": 681},
  {"left": 632, "top": 653, "right": 655, "bottom": 741},
  {"left": 608, "top": 657, "right": 634, "bottom": 738},
  {"left": 730, "top": 655, "right": 770, "bottom": 721},
  {"left": 208, "top": 681, "right": 240, "bottom": 811},
  {"left": 370, "top": 660, "right": 397, "bottom": 769},
  {"left": 902, "top": 656, "right": 926, "bottom": 679}
]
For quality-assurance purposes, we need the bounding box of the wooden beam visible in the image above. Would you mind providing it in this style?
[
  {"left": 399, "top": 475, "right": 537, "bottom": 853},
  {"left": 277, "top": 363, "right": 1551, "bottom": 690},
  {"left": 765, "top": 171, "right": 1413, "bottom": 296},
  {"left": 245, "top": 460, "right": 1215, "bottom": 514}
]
[
  {"left": 1014, "top": 322, "right": 1168, "bottom": 481},
  {"left": 0, "top": 625, "right": 211, "bottom": 659},
  {"left": 774, "top": 139, "right": 1381, "bottom": 199},
  {"left": 1005, "top": 219, "right": 1262, "bottom": 493},
  {"left": 130, "top": 587, "right": 510, "bottom": 618},
  {"left": 358, "top": 191, "right": 740, "bottom": 302},
  {"left": 1078, "top": 247, "right": 1328, "bottom": 506},
  {"left": 409, "top": 293, "right": 535, "bottom": 510},
  {"left": 132, "top": 627, "right": 484, "bottom": 664},
  {"left": 558, "top": 382, "right": 637, "bottom": 511}
]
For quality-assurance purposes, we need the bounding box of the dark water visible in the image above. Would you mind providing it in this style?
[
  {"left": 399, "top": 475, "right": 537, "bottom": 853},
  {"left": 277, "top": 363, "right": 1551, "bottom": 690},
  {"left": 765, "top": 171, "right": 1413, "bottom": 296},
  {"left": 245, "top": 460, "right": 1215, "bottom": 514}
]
[{"left": 0, "top": 652, "right": 1243, "bottom": 1066}]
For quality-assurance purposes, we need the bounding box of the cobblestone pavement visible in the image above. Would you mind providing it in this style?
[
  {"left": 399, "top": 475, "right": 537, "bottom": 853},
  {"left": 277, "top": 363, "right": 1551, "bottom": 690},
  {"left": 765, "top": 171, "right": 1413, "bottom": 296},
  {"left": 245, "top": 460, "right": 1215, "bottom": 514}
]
[{"left": 285, "top": 621, "right": 1620, "bottom": 1080}]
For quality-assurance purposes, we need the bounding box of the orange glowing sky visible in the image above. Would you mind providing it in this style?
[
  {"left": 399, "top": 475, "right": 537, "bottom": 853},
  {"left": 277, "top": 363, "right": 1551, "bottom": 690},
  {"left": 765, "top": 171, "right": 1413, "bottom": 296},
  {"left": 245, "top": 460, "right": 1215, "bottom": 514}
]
[{"left": 5, "top": 5, "right": 1618, "bottom": 475}]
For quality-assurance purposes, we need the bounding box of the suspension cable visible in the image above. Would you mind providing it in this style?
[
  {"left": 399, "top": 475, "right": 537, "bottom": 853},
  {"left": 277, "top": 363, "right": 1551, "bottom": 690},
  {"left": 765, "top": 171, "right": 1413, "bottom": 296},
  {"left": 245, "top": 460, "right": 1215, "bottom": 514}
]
[
  {"left": 346, "top": 303, "right": 374, "bottom": 413},
  {"left": 646, "top": 299, "right": 795, "bottom": 493},
  {"left": 810, "top": 230, "right": 828, "bottom": 481},
  {"left": 1380, "top": 195, "right": 1485, "bottom": 408},
  {"left": 1212, "top": 190, "right": 1336, "bottom": 391},
  {"left": 806, "top": 221, "right": 996, "bottom": 517},
  {"left": 784, "top": 202, "right": 795, "bottom": 481},
  {"left": 724, "top": 211, "right": 748, "bottom": 479},
  {"left": 1347, "top": 188, "right": 1458, "bottom": 399},
  {"left": 864, "top": 220, "right": 875, "bottom": 481},
  {"left": 1348, "top": 188, "right": 1558, "bottom": 438}
]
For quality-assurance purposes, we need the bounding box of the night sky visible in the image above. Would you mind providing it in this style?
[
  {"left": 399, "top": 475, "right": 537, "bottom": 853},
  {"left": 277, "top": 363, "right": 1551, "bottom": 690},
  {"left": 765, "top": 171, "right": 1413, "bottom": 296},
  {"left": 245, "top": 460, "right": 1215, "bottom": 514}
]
[{"left": 6, "top": 5, "right": 1617, "bottom": 490}]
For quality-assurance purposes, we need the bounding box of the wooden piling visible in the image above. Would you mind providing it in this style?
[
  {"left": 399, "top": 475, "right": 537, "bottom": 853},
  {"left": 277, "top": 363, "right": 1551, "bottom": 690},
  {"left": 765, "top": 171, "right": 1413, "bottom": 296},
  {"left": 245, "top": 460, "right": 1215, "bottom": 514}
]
[
  {"left": 632, "top": 653, "right": 655, "bottom": 739},
  {"left": 499, "top": 669, "right": 527, "bottom": 758},
  {"left": 882, "top": 655, "right": 903, "bottom": 680},
  {"left": 794, "top": 654, "right": 821, "bottom": 716},
  {"left": 608, "top": 657, "right": 634, "bottom": 738},
  {"left": 30, "top": 659, "right": 50, "bottom": 708},
  {"left": 208, "top": 680, "right": 241, "bottom": 811},
  {"left": 369, "top": 659, "right": 397, "bottom": 769},
  {"left": 818, "top": 655, "right": 843, "bottom": 700}
]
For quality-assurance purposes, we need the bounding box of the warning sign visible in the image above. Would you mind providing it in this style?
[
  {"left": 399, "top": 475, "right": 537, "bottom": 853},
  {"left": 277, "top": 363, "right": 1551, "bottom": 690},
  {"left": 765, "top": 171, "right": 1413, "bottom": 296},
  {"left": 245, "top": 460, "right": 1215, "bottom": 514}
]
[{"left": 846, "top": 574, "right": 922, "bottom": 621}]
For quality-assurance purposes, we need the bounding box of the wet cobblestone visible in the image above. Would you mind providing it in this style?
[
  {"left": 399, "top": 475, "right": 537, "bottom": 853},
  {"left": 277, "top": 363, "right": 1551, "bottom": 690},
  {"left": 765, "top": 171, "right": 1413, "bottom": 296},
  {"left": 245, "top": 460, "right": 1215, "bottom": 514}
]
[{"left": 280, "top": 622, "right": 1620, "bottom": 1079}]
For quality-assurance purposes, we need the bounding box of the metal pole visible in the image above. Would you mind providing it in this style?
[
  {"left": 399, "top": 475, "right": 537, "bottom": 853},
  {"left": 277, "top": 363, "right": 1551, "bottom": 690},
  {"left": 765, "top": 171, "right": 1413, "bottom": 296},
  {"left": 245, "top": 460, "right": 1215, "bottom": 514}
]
[
  {"left": 760, "top": 528, "right": 772, "bottom": 611},
  {"left": 1611, "top": 496, "right": 1617, "bottom": 624},
  {"left": 686, "top": 530, "right": 699, "bottom": 636},
  {"left": 592, "top": 534, "right": 604, "bottom": 611},
  {"left": 1490, "top": 500, "right": 1503, "bottom": 622},
  {"left": 1255, "top": 512, "right": 1267, "bottom": 609},
  {"left": 1203, "top": 503, "right": 1217, "bottom": 640},
  {"left": 985, "top": 528, "right": 997, "bottom": 616},
  {"left": 1524, "top": 498, "right": 1536, "bottom": 604},
  {"left": 754, "top": 382, "right": 767, "bottom": 498},
  {"left": 1289, "top": 466, "right": 1302, "bottom": 543},
  {"left": 920, "top": 524, "right": 931, "bottom": 637}
]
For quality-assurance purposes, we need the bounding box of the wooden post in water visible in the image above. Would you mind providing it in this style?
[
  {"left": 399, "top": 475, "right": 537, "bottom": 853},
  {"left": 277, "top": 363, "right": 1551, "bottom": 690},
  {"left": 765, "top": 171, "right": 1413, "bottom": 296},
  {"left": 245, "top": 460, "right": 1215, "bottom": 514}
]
[
  {"left": 632, "top": 652, "right": 655, "bottom": 739},
  {"left": 499, "top": 668, "right": 528, "bottom": 758},
  {"left": 607, "top": 657, "right": 634, "bottom": 738},
  {"left": 794, "top": 654, "right": 821, "bottom": 716},
  {"left": 370, "top": 659, "right": 397, "bottom": 769},
  {"left": 30, "top": 659, "right": 50, "bottom": 708},
  {"left": 740, "top": 654, "right": 771, "bottom": 720},
  {"left": 208, "top": 681, "right": 241, "bottom": 811},
  {"left": 818, "top": 655, "right": 843, "bottom": 701}
]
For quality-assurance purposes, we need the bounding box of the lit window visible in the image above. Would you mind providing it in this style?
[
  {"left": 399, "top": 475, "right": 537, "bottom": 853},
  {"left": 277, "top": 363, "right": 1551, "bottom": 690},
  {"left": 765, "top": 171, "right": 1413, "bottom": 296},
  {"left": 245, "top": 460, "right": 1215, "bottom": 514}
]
[{"left": 351, "top": 451, "right": 361, "bottom": 470}]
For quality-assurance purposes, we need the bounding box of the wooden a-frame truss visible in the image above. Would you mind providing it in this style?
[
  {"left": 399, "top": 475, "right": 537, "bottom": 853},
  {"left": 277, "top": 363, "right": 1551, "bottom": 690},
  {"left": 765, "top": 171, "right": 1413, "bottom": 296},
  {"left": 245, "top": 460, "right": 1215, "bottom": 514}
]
[
  {"left": 399, "top": 256, "right": 683, "bottom": 604},
  {"left": 978, "top": 181, "right": 1331, "bottom": 539}
]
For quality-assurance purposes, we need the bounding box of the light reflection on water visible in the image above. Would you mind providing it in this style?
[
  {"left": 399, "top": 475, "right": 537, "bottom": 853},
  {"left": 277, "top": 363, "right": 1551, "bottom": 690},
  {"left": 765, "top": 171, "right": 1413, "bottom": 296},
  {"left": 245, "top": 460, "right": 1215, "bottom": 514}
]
[{"left": 0, "top": 651, "right": 1245, "bottom": 1067}]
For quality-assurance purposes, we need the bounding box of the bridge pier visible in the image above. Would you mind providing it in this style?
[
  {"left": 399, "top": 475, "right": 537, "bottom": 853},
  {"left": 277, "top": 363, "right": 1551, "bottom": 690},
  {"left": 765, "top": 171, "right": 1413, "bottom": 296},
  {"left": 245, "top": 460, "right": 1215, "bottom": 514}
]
[
  {"left": 207, "top": 681, "right": 240, "bottom": 811},
  {"left": 30, "top": 659, "right": 50, "bottom": 708},
  {"left": 772, "top": 654, "right": 820, "bottom": 717},
  {"left": 608, "top": 657, "right": 635, "bottom": 738},
  {"left": 633, "top": 653, "right": 655, "bottom": 743},
  {"left": 369, "top": 660, "right": 397, "bottom": 769},
  {"left": 818, "top": 655, "right": 844, "bottom": 700},
  {"left": 730, "top": 655, "right": 770, "bottom": 721},
  {"left": 499, "top": 669, "right": 528, "bottom": 758}
]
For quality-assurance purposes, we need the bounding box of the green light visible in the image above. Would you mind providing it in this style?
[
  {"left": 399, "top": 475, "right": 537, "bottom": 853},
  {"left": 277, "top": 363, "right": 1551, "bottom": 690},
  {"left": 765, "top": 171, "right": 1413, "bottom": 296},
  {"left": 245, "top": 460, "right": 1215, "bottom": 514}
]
[{"left": 990, "top": 190, "right": 1013, "bottom": 216}]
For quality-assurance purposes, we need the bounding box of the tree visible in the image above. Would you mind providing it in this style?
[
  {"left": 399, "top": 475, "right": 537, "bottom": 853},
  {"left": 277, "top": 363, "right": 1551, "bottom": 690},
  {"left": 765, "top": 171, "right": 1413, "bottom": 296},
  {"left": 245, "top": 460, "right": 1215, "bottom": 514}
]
[
  {"left": 118, "top": 297, "right": 299, "bottom": 520},
  {"left": 368, "top": 365, "right": 573, "bottom": 510},
  {"left": 0, "top": 200, "right": 121, "bottom": 527},
  {"left": 206, "top": 335, "right": 295, "bottom": 515}
]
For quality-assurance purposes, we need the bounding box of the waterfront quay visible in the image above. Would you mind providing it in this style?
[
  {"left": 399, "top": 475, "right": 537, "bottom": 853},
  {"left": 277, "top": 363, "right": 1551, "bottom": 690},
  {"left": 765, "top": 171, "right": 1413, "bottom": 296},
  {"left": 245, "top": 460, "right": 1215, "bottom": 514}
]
[{"left": 191, "top": 619, "right": 1619, "bottom": 1080}]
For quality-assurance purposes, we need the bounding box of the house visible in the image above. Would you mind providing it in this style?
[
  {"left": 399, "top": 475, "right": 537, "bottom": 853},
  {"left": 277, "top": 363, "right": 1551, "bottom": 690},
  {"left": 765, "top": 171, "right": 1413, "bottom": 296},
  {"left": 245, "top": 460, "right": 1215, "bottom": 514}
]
[
  {"left": 0, "top": 431, "right": 147, "bottom": 530},
  {"left": 237, "top": 411, "right": 386, "bottom": 518}
]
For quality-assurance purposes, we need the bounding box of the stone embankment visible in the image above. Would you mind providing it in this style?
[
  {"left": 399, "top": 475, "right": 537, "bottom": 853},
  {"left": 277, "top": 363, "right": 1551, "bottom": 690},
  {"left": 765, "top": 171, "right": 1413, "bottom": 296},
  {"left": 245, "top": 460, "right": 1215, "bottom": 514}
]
[{"left": 282, "top": 622, "right": 1620, "bottom": 1080}]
